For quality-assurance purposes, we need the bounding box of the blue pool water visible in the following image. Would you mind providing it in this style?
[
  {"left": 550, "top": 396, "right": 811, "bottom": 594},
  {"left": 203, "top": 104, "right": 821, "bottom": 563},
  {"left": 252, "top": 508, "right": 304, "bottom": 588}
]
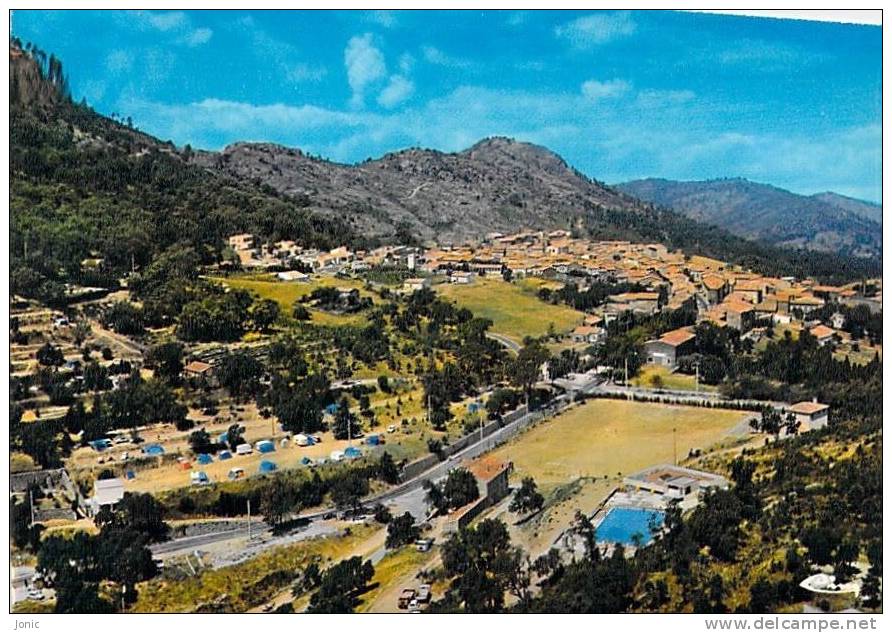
[{"left": 595, "top": 507, "right": 665, "bottom": 545}]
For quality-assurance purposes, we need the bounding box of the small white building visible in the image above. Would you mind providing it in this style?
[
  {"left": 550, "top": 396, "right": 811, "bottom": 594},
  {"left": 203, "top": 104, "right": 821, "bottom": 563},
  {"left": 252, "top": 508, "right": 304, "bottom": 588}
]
[
  {"left": 276, "top": 270, "right": 310, "bottom": 282},
  {"left": 89, "top": 478, "right": 125, "bottom": 516},
  {"left": 450, "top": 271, "right": 475, "bottom": 285},
  {"left": 788, "top": 401, "right": 830, "bottom": 432},
  {"left": 403, "top": 277, "right": 431, "bottom": 293}
]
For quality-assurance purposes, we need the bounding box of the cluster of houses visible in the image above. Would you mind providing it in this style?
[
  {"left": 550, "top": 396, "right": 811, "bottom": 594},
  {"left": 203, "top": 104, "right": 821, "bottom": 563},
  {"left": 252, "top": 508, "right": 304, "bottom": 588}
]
[{"left": 225, "top": 233, "right": 422, "bottom": 274}]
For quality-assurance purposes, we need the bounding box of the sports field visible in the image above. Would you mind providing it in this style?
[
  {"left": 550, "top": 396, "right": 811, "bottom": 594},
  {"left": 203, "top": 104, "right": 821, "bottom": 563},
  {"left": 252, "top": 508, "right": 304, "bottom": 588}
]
[
  {"left": 436, "top": 278, "right": 583, "bottom": 343},
  {"left": 488, "top": 398, "right": 752, "bottom": 490}
]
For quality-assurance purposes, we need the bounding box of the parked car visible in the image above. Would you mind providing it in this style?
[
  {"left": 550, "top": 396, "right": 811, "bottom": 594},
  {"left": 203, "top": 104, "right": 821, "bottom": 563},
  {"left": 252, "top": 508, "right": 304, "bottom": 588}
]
[
  {"left": 416, "top": 584, "right": 431, "bottom": 604},
  {"left": 398, "top": 588, "right": 416, "bottom": 609},
  {"left": 235, "top": 443, "right": 253, "bottom": 455},
  {"left": 415, "top": 538, "right": 434, "bottom": 552},
  {"left": 27, "top": 589, "right": 45, "bottom": 601}
]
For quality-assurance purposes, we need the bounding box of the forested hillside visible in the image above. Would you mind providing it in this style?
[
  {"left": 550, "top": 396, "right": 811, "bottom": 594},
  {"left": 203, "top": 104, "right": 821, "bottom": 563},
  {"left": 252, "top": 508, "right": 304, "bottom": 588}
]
[{"left": 9, "top": 40, "right": 361, "bottom": 306}]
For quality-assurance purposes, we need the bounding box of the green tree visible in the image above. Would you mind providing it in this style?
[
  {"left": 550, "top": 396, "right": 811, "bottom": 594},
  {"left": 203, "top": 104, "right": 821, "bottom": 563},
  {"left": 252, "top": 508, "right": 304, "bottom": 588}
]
[
  {"left": 386, "top": 512, "right": 420, "bottom": 549},
  {"left": 509, "top": 477, "right": 544, "bottom": 516}
]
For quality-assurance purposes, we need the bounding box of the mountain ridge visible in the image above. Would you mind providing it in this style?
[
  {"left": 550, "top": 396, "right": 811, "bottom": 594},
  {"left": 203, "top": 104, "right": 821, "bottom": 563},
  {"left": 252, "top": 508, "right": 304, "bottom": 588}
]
[
  {"left": 615, "top": 177, "right": 881, "bottom": 258},
  {"left": 9, "top": 41, "right": 882, "bottom": 290}
]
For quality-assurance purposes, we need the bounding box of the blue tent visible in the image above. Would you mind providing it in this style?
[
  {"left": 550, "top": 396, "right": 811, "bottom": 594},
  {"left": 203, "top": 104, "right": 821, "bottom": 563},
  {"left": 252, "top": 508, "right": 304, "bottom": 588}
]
[
  {"left": 143, "top": 444, "right": 165, "bottom": 456},
  {"left": 196, "top": 453, "right": 213, "bottom": 465},
  {"left": 344, "top": 446, "right": 362, "bottom": 459},
  {"left": 325, "top": 403, "right": 339, "bottom": 415},
  {"left": 217, "top": 431, "right": 229, "bottom": 444},
  {"left": 365, "top": 434, "right": 380, "bottom": 446},
  {"left": 89, "top": 439, "right": 112, "bottom": 452},
  {"left": 256, "top": 440, "right": 275, "bottom": 454},
  {"left": 259, "top": 460, "right": 277, "bottom": 473},
  {"left": 468, "top": 402, "right": 481, "bottom": 413},
  {"left": 218, "top": 450, "right": 233, "bottom": 460},
  {"left": 125, "top": 470, "right": 136, "bottom": 480},
  {"left": 300, "top": 456, "right": 313, "bottom": 465}
]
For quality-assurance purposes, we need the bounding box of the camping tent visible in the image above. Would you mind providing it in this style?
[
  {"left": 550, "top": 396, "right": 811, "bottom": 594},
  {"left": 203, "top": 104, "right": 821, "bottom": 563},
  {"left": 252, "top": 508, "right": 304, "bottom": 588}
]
[
  {"left": 218, "top": 450, "right": 232, "bottom": 460},
  {"left": 196, "top": 453, "right": 213, "bottom": 465},
  {"left": 89, "top": 439, "right": 112, "bottom": 452},
  {"left": 143, "top": 444, "right": 165, "bottom": 456},
  {"left": 256, "top": 440, "right": 275, "bottom": 454},
  {"left": 344, "top": 446, "right": 362, "bottom": 459},
  {"left": 259, "top": 460, "right": 277, "bottom": 473},
  {"left": 365, "top": 434, "right": 380, "bottom": 446},
  {"left": 300, "top": 456, "right": 313, "bottom": 466}
]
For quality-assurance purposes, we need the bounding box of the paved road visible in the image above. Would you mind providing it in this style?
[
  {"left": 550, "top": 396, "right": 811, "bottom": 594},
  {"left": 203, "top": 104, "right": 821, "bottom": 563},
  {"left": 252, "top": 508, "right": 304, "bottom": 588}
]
[
  {"left": 486, "top": 332, "right": 521, "bottom": 353},
  {"left": 147, "top": 396, "right": 570, "bottom": 560}
]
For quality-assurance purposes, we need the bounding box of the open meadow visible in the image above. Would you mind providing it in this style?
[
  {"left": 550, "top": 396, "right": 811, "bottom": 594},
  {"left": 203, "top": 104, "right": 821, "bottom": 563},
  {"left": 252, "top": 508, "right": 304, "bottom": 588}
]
[
  {"left": 207, "top": 273, "right": 372, "bottom": 327},
  {"left": 435, "top": 277, "right": 583, "bottom": 343}
]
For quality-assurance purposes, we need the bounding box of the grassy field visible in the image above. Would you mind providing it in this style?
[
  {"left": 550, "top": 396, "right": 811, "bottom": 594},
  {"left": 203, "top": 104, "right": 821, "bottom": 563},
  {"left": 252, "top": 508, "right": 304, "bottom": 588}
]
[
  {"left": 132, "top": 524, "right": 381, "bottom": 612},
  {"left": 631, "top": 365, "right": 717, "bottom": 392},
  {"left": 436, "top": 278, "right": 583, "bottom": 343},
  {"left": 489, "top": 398, "right": 752, "bottom": 557},
  {"left": 207, "top": 273, "right": 371, "bottom": 327},
  {"left": 489, "top": 399, "right": 751, "bottom": 491}
]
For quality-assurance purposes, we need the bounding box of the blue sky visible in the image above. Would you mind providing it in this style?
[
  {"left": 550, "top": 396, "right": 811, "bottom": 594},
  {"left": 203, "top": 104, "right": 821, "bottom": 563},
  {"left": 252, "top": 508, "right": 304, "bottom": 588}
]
[{"left": 11, "top": 9, "right": 882, "bottom": 201}]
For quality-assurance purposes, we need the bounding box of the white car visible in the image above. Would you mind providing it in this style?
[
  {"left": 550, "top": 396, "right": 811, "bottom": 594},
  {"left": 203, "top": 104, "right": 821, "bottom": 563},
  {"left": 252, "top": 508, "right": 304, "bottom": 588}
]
[
  {"left": 387, "top": 425, "right": 397, "bottom": 433},
  {"left": 27, "top": 589, "right": 45, "bottom": 601}
]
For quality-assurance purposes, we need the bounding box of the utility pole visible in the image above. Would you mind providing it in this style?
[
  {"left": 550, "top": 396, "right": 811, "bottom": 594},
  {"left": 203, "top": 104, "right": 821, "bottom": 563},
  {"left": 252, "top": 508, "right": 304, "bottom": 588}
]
[
  {"left": 624, "top": 357, "right": 629, "bottom": 386},
  {"left": 673, "top": 427, "right": 677, "bottom": 466},
  {"left": 695, "top": 361, "right": 700, "bottom": 393},
  {"left": 29, "top": 489, "right": 35, "bottom": 527},
  {"left": 247, "top": 499, "right": 252, "bottom": 541},
  {"left": 478, "top": 403, "right": 484, "bottom": 443}
]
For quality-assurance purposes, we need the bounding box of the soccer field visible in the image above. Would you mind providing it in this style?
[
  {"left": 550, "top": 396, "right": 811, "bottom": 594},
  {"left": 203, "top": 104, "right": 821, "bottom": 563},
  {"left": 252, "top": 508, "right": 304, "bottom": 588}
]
[
  {"left": 436, "top": 278, "right": 584, "bottom": 343},
  {"left": 488, "top": 398, "right": 752, "bottom": 489}
]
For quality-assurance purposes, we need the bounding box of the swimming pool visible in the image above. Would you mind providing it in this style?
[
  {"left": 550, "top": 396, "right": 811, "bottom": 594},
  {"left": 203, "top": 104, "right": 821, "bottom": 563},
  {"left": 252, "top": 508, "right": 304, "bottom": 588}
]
[{"left": 595, "top": 507, "right": 665, "bottom": 546}]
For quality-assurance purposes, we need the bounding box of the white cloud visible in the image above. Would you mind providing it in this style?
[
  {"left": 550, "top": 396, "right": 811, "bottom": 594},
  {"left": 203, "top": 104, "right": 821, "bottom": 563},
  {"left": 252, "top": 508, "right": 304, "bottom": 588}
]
[
  {"left": 235, "top": 16, "right": 324, "bottom": 84},
  {"left": 581, "top": 79, "right": 631, "bottom": 100},
  {"left": 286, "top": 63, "right": 327, "bottom": 83},
  {"left": 555, "top": 11, "right": 636, "bottom": 49},
  {"left": 635, "top": 89, "right": 696, "bottom": 108},
  {"left": 129, "top": 10, "right": 212, "bottom": 48},
  {"left": 105, "top": 49, "right": 134, "bottom": 74},
  {"left": 142, "top": 11, "right": 187, "bottom": 32},
  {"left": 182, "top": 27, "right": 213, "bottom": 47},
  {"left": 398, "top": 53, "right": 415, "bottom": 74},
  {"left": 365, "top": 10, "right": 398, "bottom": 28},
  {"left": 378, "top": 75, "right": 415, "bottom": 108},
  {"left": 422, "top": 45, "right": 473, "bottom": 69},
  {"left": 345, "top": 33, "right": 387, "bottom": 108}
]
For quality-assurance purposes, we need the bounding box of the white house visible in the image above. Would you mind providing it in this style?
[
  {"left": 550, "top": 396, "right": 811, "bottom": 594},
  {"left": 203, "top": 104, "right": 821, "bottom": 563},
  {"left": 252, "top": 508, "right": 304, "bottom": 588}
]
[
  {"left": 788, "top": 401, "right": 830, "bottom": 432},
  {"left": 403, "top": 277, "right": 431, "bottom": 293},
  {"left": 89, "top": 478, "right": 125, "bottom": 516},
  {"left": 450, "top": 271, "right": 475, "bottom": 285}
]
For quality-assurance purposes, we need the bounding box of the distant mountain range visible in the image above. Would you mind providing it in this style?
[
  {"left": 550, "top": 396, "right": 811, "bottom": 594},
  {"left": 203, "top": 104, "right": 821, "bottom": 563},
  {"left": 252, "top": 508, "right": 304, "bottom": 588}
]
[{"left": 615, "top": 178, "right": 881, "bottom": 258}]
